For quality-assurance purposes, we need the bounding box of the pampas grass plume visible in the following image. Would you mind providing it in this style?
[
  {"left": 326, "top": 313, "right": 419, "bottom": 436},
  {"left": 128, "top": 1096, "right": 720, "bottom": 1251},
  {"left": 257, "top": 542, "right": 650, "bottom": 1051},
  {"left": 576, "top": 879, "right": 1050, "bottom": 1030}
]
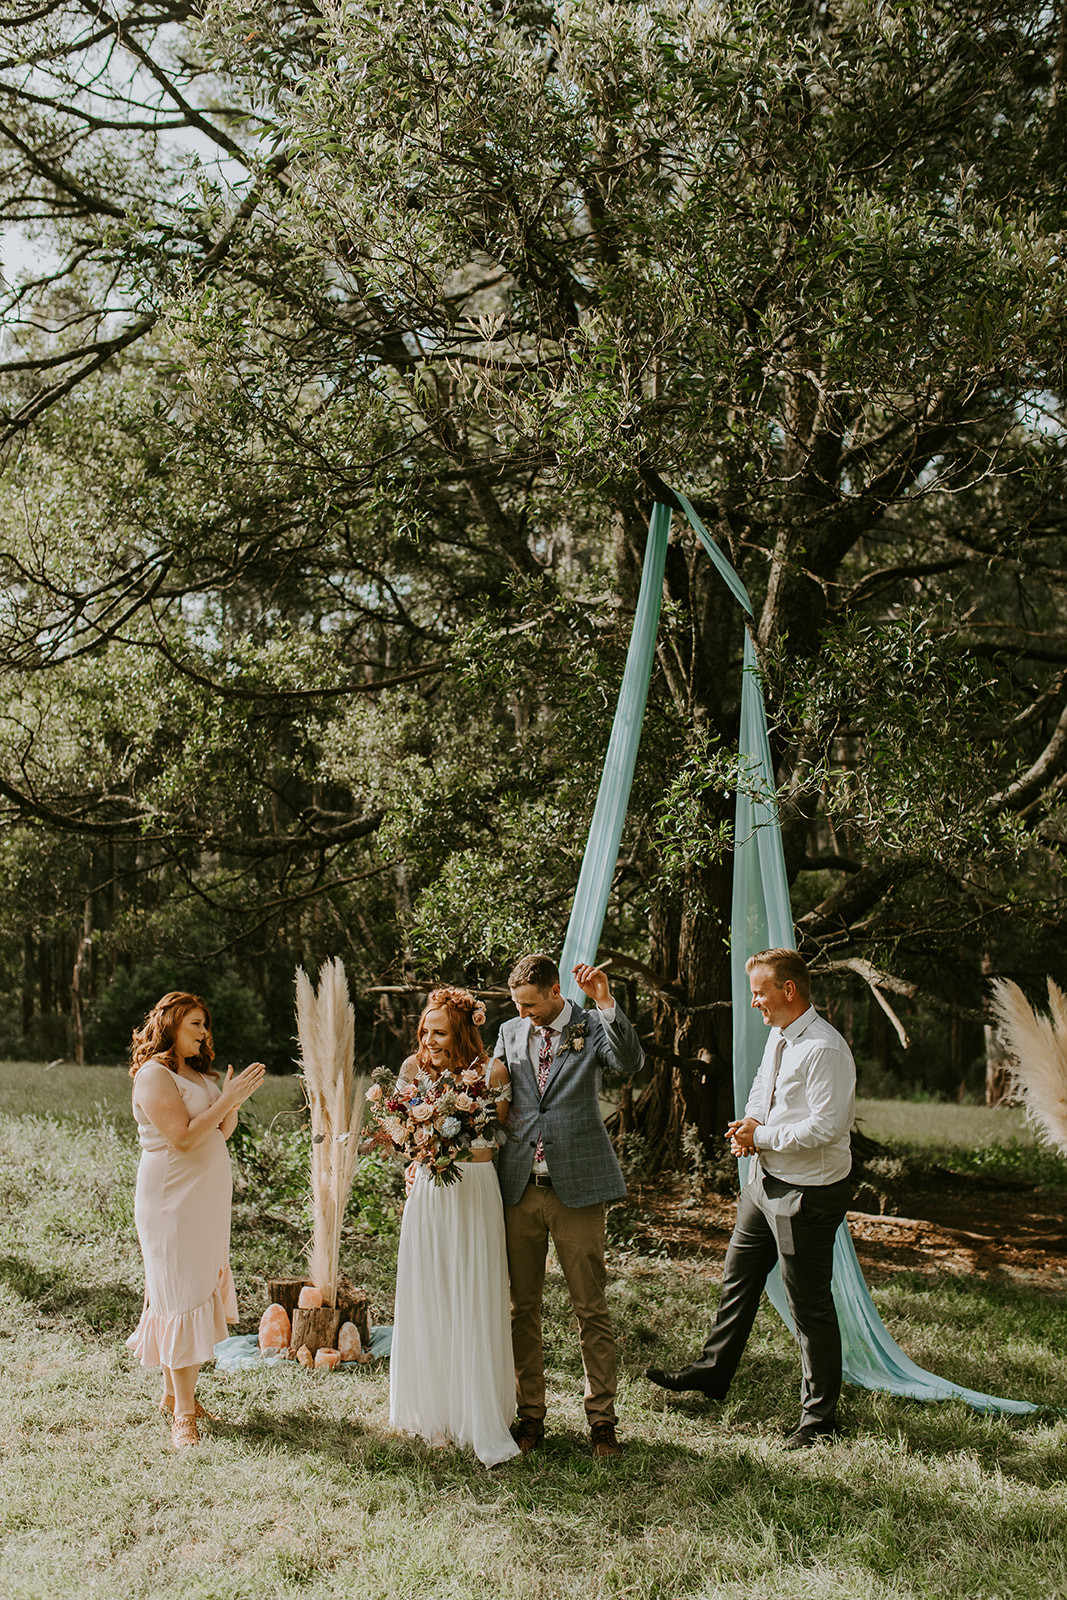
[
  {"left": 295, "top": 957, "right": 367, "bottom": 1306},
  {"left": 989, "top": 976, "right": 1067, "bottom": 1155}
]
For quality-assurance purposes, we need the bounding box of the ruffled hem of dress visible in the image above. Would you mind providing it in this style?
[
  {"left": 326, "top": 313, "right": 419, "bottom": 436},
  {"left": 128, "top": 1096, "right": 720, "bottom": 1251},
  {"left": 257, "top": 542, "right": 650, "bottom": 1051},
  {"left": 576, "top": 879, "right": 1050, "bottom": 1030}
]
[{"left": 127, "top": 1273, "right": 237, "bottom": 1369}]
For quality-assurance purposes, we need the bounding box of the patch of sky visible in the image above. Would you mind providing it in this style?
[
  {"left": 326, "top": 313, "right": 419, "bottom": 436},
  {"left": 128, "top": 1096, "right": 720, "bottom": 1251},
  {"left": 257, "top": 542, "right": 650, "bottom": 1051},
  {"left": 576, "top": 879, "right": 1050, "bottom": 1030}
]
[
  {"left": 1018, "top": 390, "right": 1064, "bottom": 438},
  {"left": 0, "top": 16, "right": 252, "bottom": 291}
]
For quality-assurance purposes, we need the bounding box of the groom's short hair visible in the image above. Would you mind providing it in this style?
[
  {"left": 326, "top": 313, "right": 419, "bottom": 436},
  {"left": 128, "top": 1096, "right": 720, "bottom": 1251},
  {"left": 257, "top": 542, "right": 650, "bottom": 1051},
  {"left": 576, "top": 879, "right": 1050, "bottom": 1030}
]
[
  {"left": 745, "top": 947, "right": 811, "bottom": 999},
  {"left": 509, "top": 953, "right": 560, "bottom": 991}
]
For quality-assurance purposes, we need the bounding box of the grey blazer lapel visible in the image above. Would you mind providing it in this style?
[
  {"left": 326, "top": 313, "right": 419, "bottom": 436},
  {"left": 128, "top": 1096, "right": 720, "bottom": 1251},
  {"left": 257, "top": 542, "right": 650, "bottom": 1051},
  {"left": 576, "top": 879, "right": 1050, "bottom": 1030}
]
[
  {"left": 543, "top": 1009, "right": 588, "bottom": 1096},
  {"left": 516, "top": 1017, "right": 539, "bottom": 1091}
]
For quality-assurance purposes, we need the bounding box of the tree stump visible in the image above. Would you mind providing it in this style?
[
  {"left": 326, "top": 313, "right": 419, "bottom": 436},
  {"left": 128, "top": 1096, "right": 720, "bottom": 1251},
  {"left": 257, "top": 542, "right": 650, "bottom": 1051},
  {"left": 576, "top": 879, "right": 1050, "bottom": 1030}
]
[
  {"left": 290, "top": 1305, "right": 343, "bottom": 1356},
  {"left": 265, "top": 1275, "right": 371, "bottom": 1353},
  {"left": 335, "top": 1282, "right": 371, "bottom": 1349},
  {"left": 264, "top": 1276, "right": 311, "bottom": 1320}
]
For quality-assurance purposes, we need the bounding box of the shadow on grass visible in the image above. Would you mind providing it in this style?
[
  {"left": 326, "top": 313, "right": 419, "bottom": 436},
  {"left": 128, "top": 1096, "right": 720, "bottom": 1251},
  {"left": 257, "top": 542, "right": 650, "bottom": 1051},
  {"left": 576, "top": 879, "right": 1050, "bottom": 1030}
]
[
  {"left": 217, "top": 1402, "right": 709, "bottom": 1490},
  {"left": 639, "top": 1352, "right": 1067, "bottom": 1487},
  {"left": 0, "top": 1252, "right": 142, "bottom": 1334}
]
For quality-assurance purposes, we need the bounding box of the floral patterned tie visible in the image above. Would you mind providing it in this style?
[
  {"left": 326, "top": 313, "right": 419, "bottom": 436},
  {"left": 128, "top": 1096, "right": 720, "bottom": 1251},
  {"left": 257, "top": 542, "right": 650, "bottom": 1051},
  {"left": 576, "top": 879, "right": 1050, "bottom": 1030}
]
[{"left": 534, "top": 1026, "right": 553, "bottom": 1163}]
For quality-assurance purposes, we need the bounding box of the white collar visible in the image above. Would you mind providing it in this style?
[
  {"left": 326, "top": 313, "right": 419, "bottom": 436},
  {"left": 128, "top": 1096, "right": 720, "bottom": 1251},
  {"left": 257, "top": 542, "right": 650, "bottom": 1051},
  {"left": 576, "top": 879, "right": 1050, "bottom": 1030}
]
[
  {"left": 533, "top": 998, "right": 571, "bottom": 1035},
  {"left": 780, "top": 1004, "right": 818, "bottom": 1044}
]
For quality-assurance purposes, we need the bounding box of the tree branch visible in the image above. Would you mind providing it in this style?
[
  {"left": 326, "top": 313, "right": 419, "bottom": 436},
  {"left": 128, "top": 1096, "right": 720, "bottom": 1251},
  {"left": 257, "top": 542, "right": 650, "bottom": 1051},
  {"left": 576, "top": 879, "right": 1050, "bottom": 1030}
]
[{"left": 986, "top": 697, "right": 1067, "bottom": 816}]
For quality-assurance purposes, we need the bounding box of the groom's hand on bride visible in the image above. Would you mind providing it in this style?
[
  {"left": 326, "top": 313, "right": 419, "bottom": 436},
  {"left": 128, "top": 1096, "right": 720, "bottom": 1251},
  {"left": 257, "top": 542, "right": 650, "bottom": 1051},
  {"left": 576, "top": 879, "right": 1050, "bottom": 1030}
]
[{"left": 572, "top": 962, "right": 612, "bottom": 1008}]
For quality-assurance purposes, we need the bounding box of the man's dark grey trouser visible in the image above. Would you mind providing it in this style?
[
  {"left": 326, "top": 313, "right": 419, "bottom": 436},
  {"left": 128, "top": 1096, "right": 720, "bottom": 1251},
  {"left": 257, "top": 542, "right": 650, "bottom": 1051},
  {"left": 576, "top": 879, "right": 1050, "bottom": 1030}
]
[{"left": 692, "top": 1167, "right": 852, "bottom": 1424}]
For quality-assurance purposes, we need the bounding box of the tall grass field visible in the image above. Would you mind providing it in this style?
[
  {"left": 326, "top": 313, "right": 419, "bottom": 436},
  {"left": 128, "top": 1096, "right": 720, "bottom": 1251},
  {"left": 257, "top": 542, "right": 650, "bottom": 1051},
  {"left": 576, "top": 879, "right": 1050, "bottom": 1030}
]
[{"left": 0, "top": 1062, "right": 1065, "bottom": 1598}]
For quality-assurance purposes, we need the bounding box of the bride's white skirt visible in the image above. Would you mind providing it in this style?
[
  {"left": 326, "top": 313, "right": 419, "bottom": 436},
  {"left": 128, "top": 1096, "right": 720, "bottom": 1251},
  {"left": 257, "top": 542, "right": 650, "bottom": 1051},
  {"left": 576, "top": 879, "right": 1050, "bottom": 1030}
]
[{"left": 390, "top": 1161, "right": 519, "bottom": 1467}]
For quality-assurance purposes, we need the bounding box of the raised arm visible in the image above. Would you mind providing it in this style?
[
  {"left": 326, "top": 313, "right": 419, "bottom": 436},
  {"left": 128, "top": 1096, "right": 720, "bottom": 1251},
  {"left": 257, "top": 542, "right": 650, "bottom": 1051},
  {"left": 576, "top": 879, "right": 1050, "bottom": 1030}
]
[{"left": 572, "top": 964, "right": 644, "bottom": 1077}]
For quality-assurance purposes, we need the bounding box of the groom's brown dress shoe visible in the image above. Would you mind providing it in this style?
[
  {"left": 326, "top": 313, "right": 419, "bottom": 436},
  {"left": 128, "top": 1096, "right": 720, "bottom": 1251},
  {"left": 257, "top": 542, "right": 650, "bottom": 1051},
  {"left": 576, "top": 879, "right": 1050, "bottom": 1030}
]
[
  {"left": 645, "top": 1365, "right": 725, "bottom": 1398},
  {"left": 511, "top": 1417, "right": 545, "bottom": 1455},
  {"left": 590, "top": 1421, "right": 621, "bottom": 1459}
]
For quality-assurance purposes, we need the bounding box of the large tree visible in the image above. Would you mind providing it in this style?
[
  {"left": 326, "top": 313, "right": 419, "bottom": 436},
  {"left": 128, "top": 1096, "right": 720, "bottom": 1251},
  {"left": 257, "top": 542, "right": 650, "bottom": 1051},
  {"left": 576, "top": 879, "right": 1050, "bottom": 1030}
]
[{"left": 1, "top": 1, "right": 1066, "bottom": 1143}]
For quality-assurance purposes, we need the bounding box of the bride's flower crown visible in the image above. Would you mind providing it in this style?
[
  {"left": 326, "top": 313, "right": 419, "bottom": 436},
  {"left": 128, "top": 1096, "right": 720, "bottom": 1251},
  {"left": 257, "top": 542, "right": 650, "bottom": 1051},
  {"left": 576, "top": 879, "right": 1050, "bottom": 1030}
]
[{"left": 427, "top": 986, "right": 487, "bottom": 1029}]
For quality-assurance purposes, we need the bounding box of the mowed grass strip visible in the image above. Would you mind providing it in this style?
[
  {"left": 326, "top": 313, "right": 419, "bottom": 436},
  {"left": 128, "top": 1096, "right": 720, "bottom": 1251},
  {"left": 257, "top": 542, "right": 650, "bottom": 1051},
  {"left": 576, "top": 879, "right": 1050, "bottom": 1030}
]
[{"left": 0, "top": 1071, "right": 1065, "bottom": 1598}]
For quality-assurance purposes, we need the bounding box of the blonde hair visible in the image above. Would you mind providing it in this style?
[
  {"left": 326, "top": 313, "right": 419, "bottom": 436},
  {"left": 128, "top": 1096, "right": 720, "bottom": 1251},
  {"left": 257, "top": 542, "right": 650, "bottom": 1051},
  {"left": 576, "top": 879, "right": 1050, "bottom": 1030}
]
[
  {"left": 415, "top": 986, "right": 487, "bottom": 1076},
  {"left": 745, "top": 949, "right": 811, "bottom": 1000},
  {"left": 129, "top": 991, "right": 216, "bottom": 1079}
]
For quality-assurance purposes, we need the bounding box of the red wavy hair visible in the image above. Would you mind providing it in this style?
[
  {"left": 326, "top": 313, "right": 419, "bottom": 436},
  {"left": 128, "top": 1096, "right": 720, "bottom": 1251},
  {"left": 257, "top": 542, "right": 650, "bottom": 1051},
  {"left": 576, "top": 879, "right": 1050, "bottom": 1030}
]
[
  {"left": 129, "top": 991, "right": 216, "bottom": 1079},
  {"left": 414, "top": 986, "right": 487, "bottom": 1076}
]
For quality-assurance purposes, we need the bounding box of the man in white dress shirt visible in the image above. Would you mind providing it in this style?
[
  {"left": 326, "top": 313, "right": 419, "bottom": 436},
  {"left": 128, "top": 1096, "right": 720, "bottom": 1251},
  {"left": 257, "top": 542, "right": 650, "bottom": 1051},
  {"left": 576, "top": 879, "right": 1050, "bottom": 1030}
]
[{"left": 647, "top": 947, "right": 855, "bottom": 1448}]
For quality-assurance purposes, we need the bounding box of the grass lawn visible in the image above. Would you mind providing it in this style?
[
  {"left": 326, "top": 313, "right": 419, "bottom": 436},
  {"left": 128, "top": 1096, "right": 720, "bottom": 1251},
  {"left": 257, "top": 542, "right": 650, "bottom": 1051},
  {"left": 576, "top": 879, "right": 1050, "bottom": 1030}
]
[
  {"left": 0, "top": 1060, "right": 305, "bottom": 1130},
  {"left": 855, "top": 1097, "right": 1036, "bottom": 1150},
  {"left": 0, "top": 1067, "right": 1065, "bottom": 1598}
]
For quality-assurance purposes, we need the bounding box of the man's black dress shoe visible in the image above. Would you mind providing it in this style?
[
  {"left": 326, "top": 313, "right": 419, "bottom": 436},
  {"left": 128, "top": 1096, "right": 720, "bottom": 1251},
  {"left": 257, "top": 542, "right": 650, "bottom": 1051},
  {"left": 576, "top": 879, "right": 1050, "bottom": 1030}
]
[
  {"left": 782, "top": 1420, "right": 840, "bottom": 1450},
  {"left": 645, "top": 1365, "right": 724, "bottom": 1398}
]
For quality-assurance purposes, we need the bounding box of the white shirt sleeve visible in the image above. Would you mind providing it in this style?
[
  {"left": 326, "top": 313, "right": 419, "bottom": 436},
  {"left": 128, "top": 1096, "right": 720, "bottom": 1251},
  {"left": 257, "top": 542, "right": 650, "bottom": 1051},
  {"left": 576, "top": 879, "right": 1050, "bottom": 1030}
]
[{"left": 751, "top": 1040, "right": 853, "bottom": 1153}]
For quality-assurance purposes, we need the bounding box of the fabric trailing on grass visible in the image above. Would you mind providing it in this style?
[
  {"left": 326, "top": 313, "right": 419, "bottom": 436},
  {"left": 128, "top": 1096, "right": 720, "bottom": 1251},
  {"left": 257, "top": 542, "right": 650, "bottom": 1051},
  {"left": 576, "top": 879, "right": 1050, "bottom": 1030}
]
[
  {"left": 559, "top": 496, "right": 1036, "bottom": 1417},
  {"left": 213, "top": 1326, "right": 393, "bottom": 1370}
]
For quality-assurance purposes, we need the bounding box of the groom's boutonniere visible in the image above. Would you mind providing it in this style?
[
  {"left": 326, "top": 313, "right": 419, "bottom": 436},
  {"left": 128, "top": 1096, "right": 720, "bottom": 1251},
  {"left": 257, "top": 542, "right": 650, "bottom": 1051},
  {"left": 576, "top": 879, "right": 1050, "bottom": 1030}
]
[{"left": 566, "top": 1019, "right": 588, "bottom": 1053}]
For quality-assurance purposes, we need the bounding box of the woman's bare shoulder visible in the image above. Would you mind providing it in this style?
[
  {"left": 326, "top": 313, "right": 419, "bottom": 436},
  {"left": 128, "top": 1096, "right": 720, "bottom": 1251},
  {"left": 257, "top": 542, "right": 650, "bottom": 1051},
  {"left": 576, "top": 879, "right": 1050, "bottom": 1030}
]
[
  {"left": 132, "top": 1060, "right": 176, "bottom": 1100},
  {"left": 399, "top": 1055, "right": 418, "bottom": 1082},
  {"left": 135, "top": 1059, "right": 174, "bottom": 1083}
]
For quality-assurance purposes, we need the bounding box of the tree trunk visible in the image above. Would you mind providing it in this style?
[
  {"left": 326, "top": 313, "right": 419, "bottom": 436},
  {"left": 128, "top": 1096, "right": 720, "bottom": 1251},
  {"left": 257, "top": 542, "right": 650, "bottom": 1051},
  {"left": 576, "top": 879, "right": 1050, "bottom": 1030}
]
[
  {"left": 291, "top": 1305, "right": 343, "bottom": 1356},
  {"left": 981, "top": 952, "right": 1017, "bottom": 1106},
  {"left": 622, "top": 823, "right": 734, "bottom": 1172},
  {"left": 70, "top": 895, "right": 93, "bottom": 1067}
]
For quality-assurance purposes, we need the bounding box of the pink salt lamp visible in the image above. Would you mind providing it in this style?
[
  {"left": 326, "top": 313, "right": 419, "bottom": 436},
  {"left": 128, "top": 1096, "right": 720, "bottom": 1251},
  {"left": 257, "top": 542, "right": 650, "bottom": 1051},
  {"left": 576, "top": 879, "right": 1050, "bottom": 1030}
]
[
  {"left": 315, "top": 1347, "right": 341, "bottom": 1371},
  {"left": 258, "top": 1303, "right": 291, "bottom": 1351},
  {"left": 297, "top": 1286, "right": 323, "bottom": 1309},
  {"left": 337, "top": 1321, "right": 362, "bottom": 1360},
  {"left": 296, "top": 1344, "right": 314, "bottom": 1368}
]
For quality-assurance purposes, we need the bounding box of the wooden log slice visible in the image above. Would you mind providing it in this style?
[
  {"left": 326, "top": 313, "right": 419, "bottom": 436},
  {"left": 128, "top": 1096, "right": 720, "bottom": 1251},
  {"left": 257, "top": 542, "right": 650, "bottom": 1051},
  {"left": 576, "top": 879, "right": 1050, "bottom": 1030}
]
[
  {"left": 264, "top": 1276, "right": 310, "bottom": 1320},
  {"left": 290, "top": 1305, "right": 343, "bottom": 1357},
  {"left": 335, "top": 1284, "right": 371, "bottom": 1349}
]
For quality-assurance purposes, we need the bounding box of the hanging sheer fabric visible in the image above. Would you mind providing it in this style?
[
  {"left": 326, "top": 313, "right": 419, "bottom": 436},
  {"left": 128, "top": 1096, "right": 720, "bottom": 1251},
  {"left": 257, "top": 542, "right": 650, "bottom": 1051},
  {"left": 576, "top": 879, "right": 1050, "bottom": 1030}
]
[
  {"left": 558, "top": 502, "right": 670, "bottom": 993},
  {"left": 559, "top": 498, "right": 1034, "bottom": 1415}
]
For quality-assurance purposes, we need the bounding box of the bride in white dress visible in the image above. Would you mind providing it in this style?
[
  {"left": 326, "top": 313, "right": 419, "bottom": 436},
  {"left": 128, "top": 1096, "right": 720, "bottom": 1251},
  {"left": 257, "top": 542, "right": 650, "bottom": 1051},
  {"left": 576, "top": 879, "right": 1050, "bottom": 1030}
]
[{"left": 388, "top": 987, "right": 519, "bottom": 1467}]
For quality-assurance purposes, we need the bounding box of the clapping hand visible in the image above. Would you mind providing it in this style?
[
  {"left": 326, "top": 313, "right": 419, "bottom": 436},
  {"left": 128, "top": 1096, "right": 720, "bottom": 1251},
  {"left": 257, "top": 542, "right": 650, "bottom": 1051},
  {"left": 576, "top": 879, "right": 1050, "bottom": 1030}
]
[
  {"left": 224, "top": 1060, "right": 266, "bottom": 1107},
  {"left": 727, "top": 1116, "right": 759, "bottom": 1156}
]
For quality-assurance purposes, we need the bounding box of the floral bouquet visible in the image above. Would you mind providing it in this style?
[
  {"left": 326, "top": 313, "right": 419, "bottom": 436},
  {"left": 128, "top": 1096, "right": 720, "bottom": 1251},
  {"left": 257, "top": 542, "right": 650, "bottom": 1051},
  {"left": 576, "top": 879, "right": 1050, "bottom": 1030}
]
[{"left": 365, "top": 1059, "right": 507, "bottom": 1187}]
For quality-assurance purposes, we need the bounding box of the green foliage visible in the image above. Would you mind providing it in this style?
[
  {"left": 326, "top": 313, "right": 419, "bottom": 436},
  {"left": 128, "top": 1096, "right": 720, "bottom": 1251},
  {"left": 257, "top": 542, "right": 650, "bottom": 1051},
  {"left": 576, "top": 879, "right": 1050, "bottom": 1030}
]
[
  {"left": 786, "top": 612, "right": 1034, "bottom": 868},
  {"left": 2, "top": 0, "right": 1067, "bottom": 1115},
  {"left": 233, "top": 1119, "right": 404, "bottom": 1241},
  {"left": 652, "top": 734, "right": 749, "bottom": 890},
  {"left": 85, "top": 959, "right": 271, "bottom": 1067}
]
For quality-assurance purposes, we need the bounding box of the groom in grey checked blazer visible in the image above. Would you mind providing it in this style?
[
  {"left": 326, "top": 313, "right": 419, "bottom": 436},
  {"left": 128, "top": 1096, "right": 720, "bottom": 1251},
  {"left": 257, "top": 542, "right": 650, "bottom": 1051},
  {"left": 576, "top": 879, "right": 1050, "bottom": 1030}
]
[{"left": 492, "top": 952, "right": 644, "bottom": 1459}]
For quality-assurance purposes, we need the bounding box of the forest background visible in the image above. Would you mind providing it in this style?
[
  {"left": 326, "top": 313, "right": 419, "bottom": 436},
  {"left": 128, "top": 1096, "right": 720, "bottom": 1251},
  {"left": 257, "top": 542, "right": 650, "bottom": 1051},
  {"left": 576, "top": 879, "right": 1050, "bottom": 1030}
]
[{"left": 1, "top": 0, "right": 1066, "bottom": 1169}]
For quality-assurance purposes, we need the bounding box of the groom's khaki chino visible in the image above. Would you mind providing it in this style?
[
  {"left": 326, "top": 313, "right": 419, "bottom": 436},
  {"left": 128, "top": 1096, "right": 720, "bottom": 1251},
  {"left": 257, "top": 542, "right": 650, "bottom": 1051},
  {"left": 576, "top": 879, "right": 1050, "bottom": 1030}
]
[{"left": 493, "top": 997, "right": 644, "bottom": 1427}]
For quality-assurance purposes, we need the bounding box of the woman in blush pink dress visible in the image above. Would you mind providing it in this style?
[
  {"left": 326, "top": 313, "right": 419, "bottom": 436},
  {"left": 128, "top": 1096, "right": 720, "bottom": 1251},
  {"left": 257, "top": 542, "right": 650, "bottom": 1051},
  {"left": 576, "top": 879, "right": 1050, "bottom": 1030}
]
[{"left": 127, "top": 991, "right": 265, "bottom": 1447}]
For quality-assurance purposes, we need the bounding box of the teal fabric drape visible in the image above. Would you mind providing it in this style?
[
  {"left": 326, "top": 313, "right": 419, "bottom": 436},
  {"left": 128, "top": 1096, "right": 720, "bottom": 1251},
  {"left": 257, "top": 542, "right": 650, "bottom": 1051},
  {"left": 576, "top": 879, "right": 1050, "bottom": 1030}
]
[
  {"left": 559, "top": 496, "right": 1035, "bottom": 1415},
  {"left": 559, "top": 501, "right": 670, "bottom": 1003}
]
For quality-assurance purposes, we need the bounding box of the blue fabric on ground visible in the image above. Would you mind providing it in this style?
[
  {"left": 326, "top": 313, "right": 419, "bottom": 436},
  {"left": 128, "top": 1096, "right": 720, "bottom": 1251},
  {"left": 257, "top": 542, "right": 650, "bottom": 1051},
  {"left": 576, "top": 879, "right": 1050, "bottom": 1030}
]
[
  {"left": 556, "top": 493, "right": 1036, "bottom": 1416},
  {"left": 213, "top": 1325, "right": 392, "bottom": 1371}
]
